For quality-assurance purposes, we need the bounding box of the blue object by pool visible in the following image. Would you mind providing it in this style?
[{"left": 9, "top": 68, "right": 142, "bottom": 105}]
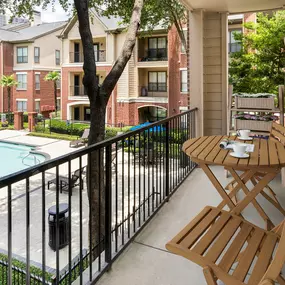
[
  {"left": 130, "top": 122, "right": 151, "bottom": 131},
  {"left": 130, "top": 122, "right": 165, "bottom": 132},
  {"left": 0, "top": 142, "right": 46, "bottom": 177}
]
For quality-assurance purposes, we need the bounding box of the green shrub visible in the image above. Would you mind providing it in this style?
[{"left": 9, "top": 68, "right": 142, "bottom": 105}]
[
  {"left": 23, "top": 113, "right": 28, "bottom": 123},
  {"left": 105, "top": 126, "right": 132, "bottom": 139},
  {"left": 0, "top": 253, "right": 53, "bottom": 284},
  {"left": 34, "top": 125, "right": 45, "bottom": 133},
  {"left": 49, "top": 120, "right": 89, "bottom": 136}
]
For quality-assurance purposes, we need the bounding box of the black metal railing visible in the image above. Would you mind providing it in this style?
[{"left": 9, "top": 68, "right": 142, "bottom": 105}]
[
  {"left": 139, "top": 86, "right": 168, "bottom": 97},
  {"left": 0, "top": 109, "right": 197, "bottom": 285},
  {"left": 69, "top": 51, "right": 106, "bottom": 63},
  {"left": 148, "top": 83, "right": 167, "bottom": 92},
  {"left": 138, "top": 48, "right": 168, "bottom": 62},
  {"left": 69, "top": 86, "right": 87, "bottom": 97}
]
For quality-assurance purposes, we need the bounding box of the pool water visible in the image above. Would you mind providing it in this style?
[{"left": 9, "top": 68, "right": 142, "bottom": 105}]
[{"left": 0, "top": 142, "right": 46, "bottom": 177}]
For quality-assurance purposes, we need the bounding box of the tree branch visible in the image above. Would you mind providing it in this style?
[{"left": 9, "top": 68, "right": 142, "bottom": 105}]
[{"left": 101, "top": 0, "right": 144, "bottom": 99}]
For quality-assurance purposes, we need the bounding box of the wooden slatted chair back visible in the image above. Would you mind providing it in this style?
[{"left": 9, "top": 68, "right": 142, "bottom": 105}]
[{"left": 270, "top": 122, "right": 285, "bottom": 145}]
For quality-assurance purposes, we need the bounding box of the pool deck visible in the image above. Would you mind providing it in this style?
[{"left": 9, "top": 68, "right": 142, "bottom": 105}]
[{"left": 0, "top": 130, "right": 76, "bottom": 159}]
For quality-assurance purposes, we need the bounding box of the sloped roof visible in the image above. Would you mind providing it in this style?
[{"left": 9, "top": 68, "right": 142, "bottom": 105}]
[
  {"left": 59, "top": 12, "right": 124, "bottom": 38},
  {"left": 0, "top": 21, "right": 67, "bottom": 42},
  {"left": 0, "top": 21, "right": 30, "bottom": 32},
  {"left": 60, "top": 11, "right": 167, "bottom": 38}
]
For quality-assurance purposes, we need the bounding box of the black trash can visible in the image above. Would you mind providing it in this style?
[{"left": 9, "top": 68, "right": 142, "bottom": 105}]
[
  {"left": 48, "top": 203, "right": 69, "bottom": 251},
  {"left": 180, "top": 145, "right": 189, "bottom": 168}
]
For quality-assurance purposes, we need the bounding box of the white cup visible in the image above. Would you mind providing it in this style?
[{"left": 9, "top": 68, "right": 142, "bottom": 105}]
[
  {"left": 233, "top": 143, "right": 247, "bottom": 156},
  {"left": 238, "top": 129, "right": 250, "bottom": 138}
]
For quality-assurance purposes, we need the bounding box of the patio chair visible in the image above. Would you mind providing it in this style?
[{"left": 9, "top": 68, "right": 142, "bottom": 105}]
[
  {"left": 166, "top": 206, "right": 285, "bottom": 285},
  {"left": 47, "top": 167, "right": 86, "bottom": 195},
  {"left": 225, "top": 122, "right": 285, "bottom": 225},
  {"left": 69, "top": 129, "right": 90, "bottom": 148},
  {"left": 269, "top": 122, "right": 285, "bottom": 186}
]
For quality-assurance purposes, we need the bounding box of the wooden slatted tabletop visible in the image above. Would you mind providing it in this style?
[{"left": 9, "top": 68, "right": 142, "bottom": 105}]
[{"left": 182, "top": 136, "right": 285, "bottom": 169}]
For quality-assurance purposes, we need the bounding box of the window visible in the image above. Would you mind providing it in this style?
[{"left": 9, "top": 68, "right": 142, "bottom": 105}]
[
  {"left": 57, "top": 98, "right": 61, "bottom": 110},
  {"left": 17, "top": 47, "right": 28, "bottom": 63},
  {"left": 35, "top": 74, "right": 40, "bottom": 90},
  {"left": 148, "top": 37, "right": 167, "bottom": 60},
  {"left": 55, "top": 50, "right": 60, "bottom": 65},
  {"left": 35, "top": 100, "right": 40, "bottom": 113},
  {"left": 16, "top": 73, "right": 27, "bottom": 90},
  {"left": 94, "top": 43, "right": 99, "bottom": 62},
  {"left": 17, "top": 100, "right": 27, "bottom": 112},
  {"left": 148, "top": 71, "right": 167, "bottom": 92},
  {"left": 181, "top": 30, "right": 187, "bottom": 53},
  {"left": 56, "top": 79, "right": 61, "bottom": 89},
  {"left": 180, "top": 70, "right": 188, "bottom": 92},
  {"left": 229, "top": 29, "right": 242, "bottom": 53},
  {"left": 34, "top": 47, "right": 40, "bottom": 63}
]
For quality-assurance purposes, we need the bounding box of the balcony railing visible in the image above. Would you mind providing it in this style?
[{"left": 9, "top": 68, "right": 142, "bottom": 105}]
[
  {"left": 148, "top": 83, "right": 167, "bottom": 92},
  {"left": 70, "top": 85, "right": 87, "bottom": 97},
  {"left": 138, "top": 48, "right": 168, "bottom": 62},
  {"left": 69, "top": 50, "right": 106, "bottom": 63},
  {"left": 229, "top": 42, "right": 242, "bottom": 53},
  {"left": 140, "top": 85, "right": 168, "bottom": 97},
  {"left": 0, "top": 109, "right": 197, "bottom": 284}
]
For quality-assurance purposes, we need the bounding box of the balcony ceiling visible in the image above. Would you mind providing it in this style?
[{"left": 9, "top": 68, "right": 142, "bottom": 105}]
[{"left": 180, "top": 0, "right": 285, "bottom": 13}]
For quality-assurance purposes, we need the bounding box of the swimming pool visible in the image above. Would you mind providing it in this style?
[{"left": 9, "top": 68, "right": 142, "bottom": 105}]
[{"left": 0, "top": 141, "right": 46, "bottom": 177}]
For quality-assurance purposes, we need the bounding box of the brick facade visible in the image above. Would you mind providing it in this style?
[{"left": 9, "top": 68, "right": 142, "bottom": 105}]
[
  {"left": 116, "top": 102, "right": 168, "bottom": 126},
  {"left": 12, "top": 70, "right": 60, "bottom": 116},
  {"left": 61, "top": 65, "right": 113, "bottom": 121},
  {"left": 0, "top": 42, "right": 14, "bottom": 112}
]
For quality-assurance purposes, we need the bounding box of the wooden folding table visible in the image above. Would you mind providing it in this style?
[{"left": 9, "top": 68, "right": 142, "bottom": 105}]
[{"left": 183, "top": 136, "right": 285, "bottom": 229}]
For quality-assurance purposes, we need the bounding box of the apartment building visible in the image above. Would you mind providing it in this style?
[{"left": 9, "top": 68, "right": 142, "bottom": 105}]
[
  {"left": 0, "top": 14, "right": 66, "bottom": 116},
  {"left": 60, "top": 11, "right": 256, "bottom": 126},
  {"left": 60, "top": 12, "right": 190, "bottom": 125}
]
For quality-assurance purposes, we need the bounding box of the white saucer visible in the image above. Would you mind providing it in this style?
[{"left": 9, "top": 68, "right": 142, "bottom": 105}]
[
  {"left": 237, "top": 136, "right": 253, "bottom": 141},
  {"left": 230, "top": 152, "right": 249, "bottom": 159}
]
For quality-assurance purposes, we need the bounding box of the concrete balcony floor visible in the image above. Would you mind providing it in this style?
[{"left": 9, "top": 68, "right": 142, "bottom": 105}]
[{"left": 97, "top": 166, "right": 285, "bottom": 285}]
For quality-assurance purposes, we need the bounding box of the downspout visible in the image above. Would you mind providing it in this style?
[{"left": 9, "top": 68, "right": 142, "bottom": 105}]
[{"left": 0, "top": 42, "right": 4, "bottom": 113}]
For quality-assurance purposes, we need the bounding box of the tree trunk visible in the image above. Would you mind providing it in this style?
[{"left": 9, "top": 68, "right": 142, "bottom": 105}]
[
  {"left": 54, "top": 81, "right": 57, "bottom": 117},
  {"left": 7, "top": 87, "right": 11, "bottom": 114},
  {"left": 74, "top": 0, "right": 144, "bottom": 261}
]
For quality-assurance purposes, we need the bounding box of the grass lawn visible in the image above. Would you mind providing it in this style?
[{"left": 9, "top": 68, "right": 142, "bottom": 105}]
[{"left": 28, "top": 132, "right": 78, "bottom": 141}]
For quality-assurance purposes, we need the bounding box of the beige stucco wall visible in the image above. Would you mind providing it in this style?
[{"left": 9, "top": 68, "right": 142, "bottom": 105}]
[
  {"left": 13, "top": 29, "right": 62, "bottom": 69},
  {"left": 68, "top": 17, "right": 106, "bottom": 39}
]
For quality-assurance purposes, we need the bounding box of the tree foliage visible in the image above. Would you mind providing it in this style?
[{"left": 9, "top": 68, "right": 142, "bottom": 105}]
[
  {"left": 229, "top": 11, "right": 285, "bottom": 94},
  {"left": 0, "top": 74, "right": 18, "bottom": 113},
  {"left": 44, "top": 71, "right": 60, "bottom": 116}
]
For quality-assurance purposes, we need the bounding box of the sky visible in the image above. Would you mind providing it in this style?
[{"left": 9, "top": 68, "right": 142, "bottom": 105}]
[{"left": 38, "top": 0, "right": 70, "bottom": 22}]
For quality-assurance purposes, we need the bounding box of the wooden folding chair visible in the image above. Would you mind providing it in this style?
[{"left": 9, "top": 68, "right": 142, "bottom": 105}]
[
  {"left": 225, "top": 122, "right": 285, "bottom": 221},
  {"left": 270, "top": 122, "right": 285, "bottom": 187},
  {"left": 166, "top": 206, "right": 285, "bottom": 285}
]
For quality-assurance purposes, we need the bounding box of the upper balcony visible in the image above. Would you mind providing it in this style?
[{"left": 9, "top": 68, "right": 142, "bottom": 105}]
[
  {"left": 69, "top": 50, "right": 106, "bottom": 63},
  {"left": 68, "top": 37, "right": 107, "bottom": 64},
  {"left": 137, "top": 36, "right": 168, "bottom": 67}
]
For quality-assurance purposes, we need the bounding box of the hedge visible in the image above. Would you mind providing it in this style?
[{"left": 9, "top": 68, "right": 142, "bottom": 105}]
[
  {"left": 0, "top": 253, "right": 53, "bottom": 284},
  {"left": 49, "top": 120, "right": 90, "bottom": 137},
  {"left": 0, "top": 251, "right": 89, "bottom": 285},
  {"left": 47, "top": 120, "right": 132, "bottom": 139}
]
